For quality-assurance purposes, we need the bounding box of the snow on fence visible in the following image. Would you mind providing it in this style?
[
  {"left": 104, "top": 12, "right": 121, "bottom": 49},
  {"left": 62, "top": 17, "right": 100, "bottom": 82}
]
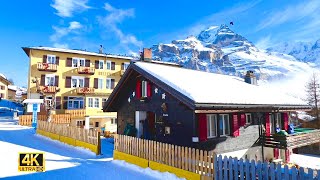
[
  {"left": 115, "top": 134, "right": 216, "bottom": 178},
  {"left": 215, "top": 155, "right": 320, "bottom": 180},
  {"left": 19, "top": 115, "right": 47, "bottom": 126},
  {"left": 38, "top": 121, "right": 99, "bottom": 146}
]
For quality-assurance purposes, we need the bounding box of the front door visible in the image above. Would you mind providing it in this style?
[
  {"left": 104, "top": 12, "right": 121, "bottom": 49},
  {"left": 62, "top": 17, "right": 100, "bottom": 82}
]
[{"left": 135, "top": 111, "right": 146, "bottom": 138}]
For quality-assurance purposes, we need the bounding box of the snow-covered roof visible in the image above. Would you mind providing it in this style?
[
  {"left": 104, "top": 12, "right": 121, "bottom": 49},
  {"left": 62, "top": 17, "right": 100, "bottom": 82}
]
[
  {"left": 23, "top": 47, "right": 133, "bottom": 60},
  {"left": 135, "top": 62, "right": 307, "bottom": 105},
  {"left": 0, "top": 73, "right": 7, "bottom": 80},
  {"left": 8, "top": 85, "right": 17, "bottom": 91},
  {"left": 22, "top": 99, "right": 43, "bottom": 104}
]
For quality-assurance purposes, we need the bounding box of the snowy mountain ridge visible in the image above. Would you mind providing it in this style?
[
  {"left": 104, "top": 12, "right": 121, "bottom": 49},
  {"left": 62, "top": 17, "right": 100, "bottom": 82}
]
[{"left": 151, "top": 24, "right": 314, "bottom": 83}]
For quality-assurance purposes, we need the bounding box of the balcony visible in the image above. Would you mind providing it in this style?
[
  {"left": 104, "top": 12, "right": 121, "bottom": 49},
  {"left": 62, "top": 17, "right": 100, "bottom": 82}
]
[
  {"left": 78, "top": 66, "right": 95, "bottom": 75},
  {"left": 65, "top": 109, "right": 86, "bottom": 118},
  {"left": 37, "top": 63, "right": 57, "bottom": 72},
  {"left": 260, "top": 128, "right": 320, "bottom": 149},
  {"left": 38, "top": 86, "right": 60, "bottom": 93},
  {"left": 77, "top": 87, "right": 95, "bottom": 94}
]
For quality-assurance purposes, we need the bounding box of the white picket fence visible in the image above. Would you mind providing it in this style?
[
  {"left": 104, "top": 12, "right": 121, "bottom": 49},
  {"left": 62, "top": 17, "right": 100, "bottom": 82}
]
[{"left": 214, "top": 155, "right": 320, "bottom": 180}]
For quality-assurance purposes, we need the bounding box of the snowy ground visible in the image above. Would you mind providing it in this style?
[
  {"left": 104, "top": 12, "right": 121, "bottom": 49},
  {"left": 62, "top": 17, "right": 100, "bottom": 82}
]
[
  {"left": 0, "top": 117, "right": 182, "bottom": 180},
  {"left": 291, "top": 153, "right": 320, "bottom": 170}
]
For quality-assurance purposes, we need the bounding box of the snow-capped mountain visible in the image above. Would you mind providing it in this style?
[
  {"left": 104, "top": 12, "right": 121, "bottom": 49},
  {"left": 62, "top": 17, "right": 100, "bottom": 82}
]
[
  {"left": 267, "top": 40, "right": 320, "bottom": 65},
  {"left": 152, "top": 24, "right": 313, "bottom": 82}
]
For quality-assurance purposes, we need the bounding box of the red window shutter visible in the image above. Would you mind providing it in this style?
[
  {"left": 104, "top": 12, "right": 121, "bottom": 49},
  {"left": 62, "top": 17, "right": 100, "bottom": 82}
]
[
  {"left": 55, "top": 76, "right": 59, "bottom": 86},
  {"left": 43, "top": 55, "right": 47, "bottom": 63},
  {"left": 283, "top": 112, "right": 289, "bottom": 131},
  {"left": 111, "top": 62, "right": 115, "bottom": 70},
  {"left": 265, "top": 113, "right": 271, "bottom": 135},
  {"left": 121, "top": 63, "right": 124, "bottom": 70},
  {"left": 136, "top": 80, "right": 141, "bottom": 99},
  {"left": 95, "top": 61, "right": 99, "bottom": 69},
  {"left": 55, "top": 96, "right": 61, "bottom": 109},
  {"left": 274, "top": 148, "right": 279, "bottom": 159},
  {"left": 111, "top": 79, "right": 115, "bottom": 89},
  {"left": 84, "top": 78, "right": 89, "bottom": 87},
  {"left": 56, "top": 56, "right": 60, "bottom": 65},
  {"left": 147, "top": 82, "right": 152, "bottom": 97},
  {"left": 85, "top": 59, "right": 90, "bottom": 67},
  {"left": 94, "top": 78, "right": 98, "bottom": 89},
  {"left": 66, "top": 58, "right": 72, "bottom": 67},
  {"left": 65, "top": 76, "right": 71, "bottom": 88},
  {"left": 40, "top": 75, "right": 45, "bottom": 86},
  {"left": 240, "top": 114, "right": 246, "bottom": 126},
  {"left": 285, "top": 149, "right": 290, "bottom": 162},
  {"left": 198, "top": 114, "right": 207, "bottom": 142},
  {"left": 232, "top": 113, "right": 240, "bottom": 137}
]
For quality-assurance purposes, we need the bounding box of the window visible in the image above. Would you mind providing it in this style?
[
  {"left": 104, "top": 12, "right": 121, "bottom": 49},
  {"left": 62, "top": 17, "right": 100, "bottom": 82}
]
[
  {"left": 68, "top": 97, "right": 84, "bottom": 109},
  {"left": 99, "top": 60, "right": 104, "bottom": 69},
  {"left": 102, "top": 98, "right": 108, "bottom": 107},
  {"left": 246, "top": 113, "right": 252, "bottom": 124},
  {"left": 219, "top": 114, "right": 230, "bottom": 136},
  {"left": 98, "top": 78, "right": 103, "bottom": 89},
  {"left": 106, "top": 61, "right": 111, "bottom": 70},
  {"left": 88, "top": 98, "right": 93, "bottom": 108},
  {"left": 47, "top": 55, "right": 56, "bottom": 64},
  {"left": 94, "top": 98, "right": 99, "bottom": 108},
  {"left": 45, "top": 75, "right": 55, "bottom": 86},
  {"left": 45, "top": 96, "right": 53, "bottom": 108},
  {"left": 95, "top": 122, "right": 99, "bottom": 127},
  {"left": 0, "top": 85, "right": 5, "bottom": 90},
  {"left": 275, "top": 113, "right": 282, "bottom": 129},
  {"left": 141, "top": 80, "right": 148, "bottom": 97},
  {"left": 72, "top": 58, "right": 85, "bottom": 67},
  {"left": 111, "top": 118, "right": 117, "bottom": 124},
  {"left": 123, "top": 62, "right": 130, "bottom": 70},
  {"left": 106, "top": 78, "right": 111, "bottom": 89},
  {"left": 71, "top": 77, "right": 84, "bottom": 87},
  {"left": 77, "top": 120, "right": 85, "bottom": 127},
  {"left": 207, "top": 114, "right": 217, "bottom": 138}
]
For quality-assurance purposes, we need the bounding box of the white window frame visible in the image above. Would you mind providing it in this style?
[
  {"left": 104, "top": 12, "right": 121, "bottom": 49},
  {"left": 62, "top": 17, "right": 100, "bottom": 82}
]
[
  {"left": 123, "top": 62, "right": 130, "bottom": 70},
  {"left": 88, "top": 98, "right": 93, "bottom": 108},
  {"left": 141, "top": 80, "right": 148, "bottom": 97},
  {"left": 219, "top": 114, "right": 230, "bottom": 136},
  {"left": 47, "top": 55, "right": 56, "bottom": 64},
  {"left": 72, "top": 58, "right": 85, "bottom": 67},
  {"left": 99, "top": 60, "right": 104, "bottom": 69},
  {"left": 246, "top": 113, "right": 252, "bottom": 124},
  {"left": 71, "top": 76, "right": 85, "bottom": 88},
  {"left": 45, "top": 74, "right": 55, "bottom": 86},
  {"left": 94, "top": 98, "right": 99, "bottom": 108},
  {"left": 207, "top": 114, "right": 217, "bottom": 138},
  {"left": 106, "top": 78, "right": 112, "bottom": 89},
  {"left": 98, "top": 78, "right": 103, "bottom": 89},
  {"left": 106, "top": 61, "right": 111, "bottom": 70},
  {"left": 68, "top": 96, "right": 84, "bottom": 109}
]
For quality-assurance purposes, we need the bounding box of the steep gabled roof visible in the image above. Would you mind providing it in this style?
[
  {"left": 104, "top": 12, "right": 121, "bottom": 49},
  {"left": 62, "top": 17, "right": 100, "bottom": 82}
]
[{"left": 104, "top": 61, "right": 310, "bottom": 112}]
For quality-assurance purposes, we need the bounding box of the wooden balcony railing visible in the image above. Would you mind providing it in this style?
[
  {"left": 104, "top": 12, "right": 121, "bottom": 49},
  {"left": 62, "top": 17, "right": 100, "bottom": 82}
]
[
  {"left": 260, "top": 129, "right": 320, "bottom": 149},
  {"left": 37, "top": 63, "right": 57, "bottom": 72},
  {"left": 65, "top": 109, "right": 86, "bottom": 118},
  {"left": 38, "top": 86, "right": 60, "bottom": 93},
  {"left": 78, "top": 66, "right": 95, "bottom": 75},
  {"left": 77, "top": 87, "right": 95, "bottom": 94}
]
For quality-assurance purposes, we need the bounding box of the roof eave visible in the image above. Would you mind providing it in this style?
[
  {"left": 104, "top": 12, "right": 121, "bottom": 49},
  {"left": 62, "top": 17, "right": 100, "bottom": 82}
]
[{"left": 195, "top": 103, "right": 311, "bottom": 111}]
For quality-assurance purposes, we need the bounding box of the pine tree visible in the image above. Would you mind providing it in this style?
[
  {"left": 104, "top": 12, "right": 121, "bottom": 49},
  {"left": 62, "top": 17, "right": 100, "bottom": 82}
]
[{"left": 305, "top": 72, "right": 320, "bottom": 120}]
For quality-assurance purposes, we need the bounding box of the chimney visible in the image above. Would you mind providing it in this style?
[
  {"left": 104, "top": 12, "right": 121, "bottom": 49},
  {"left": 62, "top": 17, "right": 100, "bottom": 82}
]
[
  {"left": 99, "top": 45, "right": 104, "bottom": 54},
  {"left": 244, "top": 70, "right": 257, "bottom": 85},
  {"left": 141, "top": 48, "right": 152, "bottom": 61}
]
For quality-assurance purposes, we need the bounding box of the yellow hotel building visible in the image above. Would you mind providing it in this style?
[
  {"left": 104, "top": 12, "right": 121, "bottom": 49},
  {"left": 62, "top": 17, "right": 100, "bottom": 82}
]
[{"left": 22, "top": 46, "right": 133, "bottom": 132}]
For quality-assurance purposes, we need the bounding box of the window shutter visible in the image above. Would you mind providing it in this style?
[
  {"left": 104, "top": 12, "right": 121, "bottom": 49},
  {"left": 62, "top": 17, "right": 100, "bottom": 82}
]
[
  {"left": 55, "top": 76, "right": 59, "bottom": 86},
  {"left": 63, "top": 96, "right": 68, "bottom": 109},
  {"left": 274, "top": 148, "right": 279, "bottom": 159},
  {"left": 111, "top": 79, "right": 115, "bottom": 89},
  {"left": 111, "top": 62, "right": 115, "bottom": 70},
  {"left": 55, "top": 96, "right": 61, "bottom": 109},
  {"left": 265, "top": 113, "right": 271, "bottom": 136},
  {"left": 285, "top": 149, "right": 290, "bottom": 162},
  {"left": 43, "top": 55, "right": 47, "bottom": 63},
  {"left": 84, "top": 78, "right": 90, "bottom": 87},
  {"left": 65, "top": 76, "right": 71, "bottom": 88},
  {"left": 56, "top": 56, "right": 60, "bottom": 65},
  {"left": 66, "top": 58, "right": 72, "bottom": 67},
  {"left": 121, "top": 63, "right": 124, "bottom": 70},
  {"left": 240, "top": 114, "right": 246, "bottom": 126},
  {"left": 283, "top": 112, "right": 289, "bottom": 131},
  {"left": 94, "top": 78, "right": 98, "bottom": 89},
  {"left": 40, "top": 75, "right": 45, "bottom": 86},
  {"left": 147, "top": 82, "right": 152, "bottom": 97},
  {"left": 232, "top": 113, "right": 240, "bottom": 137},
  {"left": 95, "top": 61, "right": 99, "bottom": 69},
  {"left": 136, "top": 80, "right": 141, "bottom": 99},
  {"left": 198, "top": 114, "right": 207, "bottom": 142},
  {"left": 85, "top": 59, "right": 90, "bottom": 67}
]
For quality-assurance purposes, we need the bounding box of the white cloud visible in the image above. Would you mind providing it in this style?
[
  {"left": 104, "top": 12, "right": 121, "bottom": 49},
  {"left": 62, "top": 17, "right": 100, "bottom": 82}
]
[
  {"left": 97, "top": 3, "right": 142, "bottom": 49},
  {"left": 51, "top": 0, "right": 90, "bottom": 18},
  {"left": 69, "top": 21, "right": 82, "bottom": 30},
  {"left": 50, "top": 21, "right": 83, "bottom": 47},
  {"left": 257, "top": 1, "right": 320, "bottom": 31}
]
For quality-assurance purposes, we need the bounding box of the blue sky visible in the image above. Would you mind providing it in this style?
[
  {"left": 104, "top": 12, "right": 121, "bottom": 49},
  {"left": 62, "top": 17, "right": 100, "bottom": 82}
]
[{"left": 0, "top": 0, "right": 319, "bottom": 87}]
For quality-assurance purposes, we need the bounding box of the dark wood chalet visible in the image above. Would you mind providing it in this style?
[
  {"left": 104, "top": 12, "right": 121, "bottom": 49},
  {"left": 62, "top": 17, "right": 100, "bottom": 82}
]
[{"left": 103, "top": 61, "right": 318, "bottom": 162}]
